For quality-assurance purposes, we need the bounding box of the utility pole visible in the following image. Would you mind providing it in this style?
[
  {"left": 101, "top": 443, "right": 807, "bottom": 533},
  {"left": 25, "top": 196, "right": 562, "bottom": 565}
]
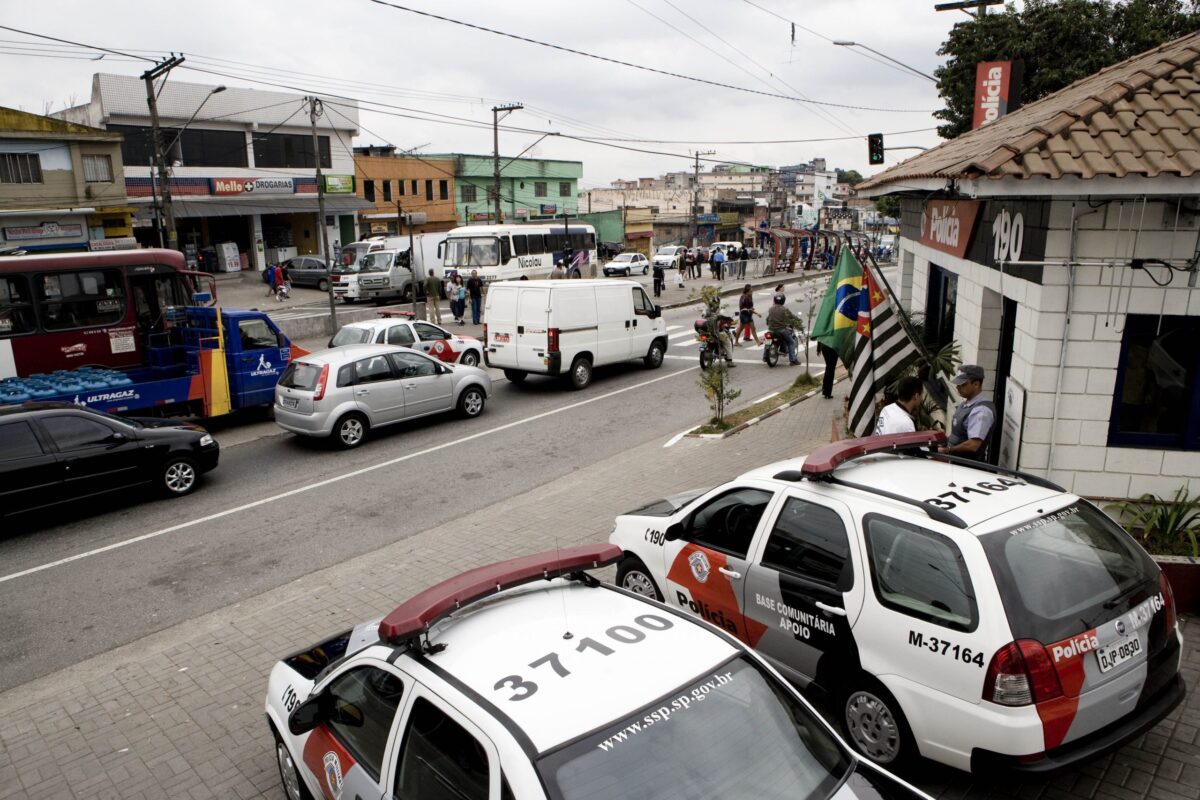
[
  {"left": 307, "top": 96, "right": 338, "bottom": 328},
  {"left": 142, "top": 55, "right": 184, "bottom": 251},
  {"left": 398, "top": 201, "right": 419, "bottom": 319},
  {"left": 560, "top": 209, "right": 573, "bottom": 275},
  {"left": 492, "top": 103, "right": 523, "bottom": 224},
  {"left": 692, "top": 150, "right": 715, "bottom": 248},
  {"left": 149, "top": 156, "right": 163, "bottom": 248},
  {"left": 933, "top": 0, "right": 1001, "bottom": 17}
]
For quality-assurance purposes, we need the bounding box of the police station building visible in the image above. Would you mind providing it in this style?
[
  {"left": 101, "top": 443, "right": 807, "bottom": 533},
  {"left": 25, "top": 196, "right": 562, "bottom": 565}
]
[{"left": 859, "top": 32, "right": 1200, "bottom": 500}]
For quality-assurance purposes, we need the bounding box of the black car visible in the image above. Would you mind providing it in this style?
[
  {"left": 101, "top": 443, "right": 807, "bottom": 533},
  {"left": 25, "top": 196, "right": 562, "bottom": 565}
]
[{"left": 0, "top": 403, "right": 219, "bottom": 518}]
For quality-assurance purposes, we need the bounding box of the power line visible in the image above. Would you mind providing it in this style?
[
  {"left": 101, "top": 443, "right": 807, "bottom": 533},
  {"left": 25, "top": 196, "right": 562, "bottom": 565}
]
[{"left": 365, "top": 0, "right": 937, "bottom": 113}]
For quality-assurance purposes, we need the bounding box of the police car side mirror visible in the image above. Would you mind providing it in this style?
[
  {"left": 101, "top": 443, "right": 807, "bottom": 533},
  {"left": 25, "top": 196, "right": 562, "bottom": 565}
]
[
  {"left": 663, "top": 521, "right": 685, "bottom": 542},
  {"left": 288, "top": 695, "right": 325, "bottom": 736}
]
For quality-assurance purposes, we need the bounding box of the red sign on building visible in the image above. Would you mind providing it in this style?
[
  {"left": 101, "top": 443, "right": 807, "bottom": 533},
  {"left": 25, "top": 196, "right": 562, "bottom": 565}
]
[
  {"left": 972, "top": 61, "right": 1022, "bottom": 129},
  {"left": 919, "top": 200, "right": 981, "bottom": 258}
]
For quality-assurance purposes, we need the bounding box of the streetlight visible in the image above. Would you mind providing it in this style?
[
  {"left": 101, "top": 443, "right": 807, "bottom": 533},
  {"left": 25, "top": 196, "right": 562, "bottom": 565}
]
[
  {"left": 165, "top": 85, "right": 226, "bottom": 165},
  {"left": 832, "top": 41, "right": 937, "bottom": 83}
]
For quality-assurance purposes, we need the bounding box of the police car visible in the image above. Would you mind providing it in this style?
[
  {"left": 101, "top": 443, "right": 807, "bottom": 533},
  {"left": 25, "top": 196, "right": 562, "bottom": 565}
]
[
  {"left": 608, "top": 432, "right": 1185, "bottom": 774},
  {"left": 265, "top": 544, "right": 930, "bottom": 800},
  {"left": 328, "top": 312, "right": 483, "bottom": 366}
]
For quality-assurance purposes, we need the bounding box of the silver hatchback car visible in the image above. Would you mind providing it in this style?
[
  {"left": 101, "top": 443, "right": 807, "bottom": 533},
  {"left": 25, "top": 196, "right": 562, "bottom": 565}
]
[{"left": 274, "top": 344, "right": 492, "bottom": 448}]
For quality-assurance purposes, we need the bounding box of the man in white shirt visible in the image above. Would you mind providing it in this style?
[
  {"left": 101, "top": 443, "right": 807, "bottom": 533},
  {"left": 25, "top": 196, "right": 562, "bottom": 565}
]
[{"left": 874, "top": 376, "right": 924, "bottom": 435}]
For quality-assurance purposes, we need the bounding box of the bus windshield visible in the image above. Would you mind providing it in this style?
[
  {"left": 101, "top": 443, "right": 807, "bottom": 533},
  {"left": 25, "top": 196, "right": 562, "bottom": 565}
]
[
  {"left": 360, "top": 252, "right": 395, "bottom": 273},
  {"left": 444, "top": 237, "right": 499, "bottom": 268}
]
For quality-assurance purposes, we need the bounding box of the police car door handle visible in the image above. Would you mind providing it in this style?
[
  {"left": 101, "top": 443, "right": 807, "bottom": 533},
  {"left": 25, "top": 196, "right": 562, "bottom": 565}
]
[
  {"left": 717, "top": 566, "right": 742, "bottom": 580},
  {"left": 815, "top": 601, "right": 846, "bottom": 617}
]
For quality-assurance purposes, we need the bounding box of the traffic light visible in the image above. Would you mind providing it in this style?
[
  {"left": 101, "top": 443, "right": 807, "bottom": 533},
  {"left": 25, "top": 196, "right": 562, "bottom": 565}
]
[{"left": 868, "top": 133, "right": 885, "bottom": 165}]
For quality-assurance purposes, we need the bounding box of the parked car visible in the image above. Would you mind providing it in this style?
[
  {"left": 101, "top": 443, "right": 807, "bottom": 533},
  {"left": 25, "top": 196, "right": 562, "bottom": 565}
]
[
  {"left": 281, "top": 256, "right": 331, "bottom": 292},
  {"left": 652, "top": 245, "right": 686, "bottom": 271},
  {"left": 609, "top": 432, "right": 1185, "bottom": 774},
  {"left": 265, "top": 544, "right": 932, "bottom": 800},
  {"left": 602, "top": 252, "right": 649, "bottom": 276},
  {"left": 274, "top": 344, "right": 492, "bottom": 449},
  {"left": 0, "top": 402, "right": 218, "bottom": 517},
  {"left": 483, "top": 280, "right": 667, "bottom": 389},
  {"left": 329, "top": 315, "right": 484, "bottom": 367}
]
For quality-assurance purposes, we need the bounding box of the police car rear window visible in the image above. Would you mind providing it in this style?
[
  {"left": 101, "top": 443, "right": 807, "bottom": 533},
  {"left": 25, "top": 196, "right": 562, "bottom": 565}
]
[
  {"left": 537, "top": 656, "right": 848, "bottom": 800},
  {"left": 981, "top": 502, "right": 1158, "bottom": 643}
]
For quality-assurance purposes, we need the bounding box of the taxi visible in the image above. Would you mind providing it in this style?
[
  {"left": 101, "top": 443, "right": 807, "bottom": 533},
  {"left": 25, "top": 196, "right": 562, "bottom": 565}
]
[
  {"left": 608, "top": 432, "right": 1185, "bottom": 774},
  {"left": 265, "top": 544, "right": 930, "bottom": 800},
  {"left": 328, "top": 312, "right": 483, "bottom": 366}
]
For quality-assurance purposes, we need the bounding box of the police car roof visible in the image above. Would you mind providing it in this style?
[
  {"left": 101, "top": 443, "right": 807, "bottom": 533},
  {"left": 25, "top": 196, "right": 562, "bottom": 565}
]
[
  {"left": 745, "top": 453, "right": 1070, "bottom": 530},
  {"left": 425, "top": 581, "right": 738, "bottom": 753}
]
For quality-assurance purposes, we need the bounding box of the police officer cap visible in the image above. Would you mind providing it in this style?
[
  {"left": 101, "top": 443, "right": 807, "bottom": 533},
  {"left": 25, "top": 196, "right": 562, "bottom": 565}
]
[
  {"left": 773, "top": 293, "right": 786, "bottom": 304},
  {"left": 951, "top": 364, "right": 985, "bottom": 385}
]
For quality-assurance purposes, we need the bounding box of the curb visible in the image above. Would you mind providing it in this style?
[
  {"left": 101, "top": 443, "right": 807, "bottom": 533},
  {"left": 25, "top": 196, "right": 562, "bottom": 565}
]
[
  {"left": 660, "top": 269, "right": 829, "bottom": 310},
  {"left": 687, "top": 375, "right": 845, "bottom": 439}
]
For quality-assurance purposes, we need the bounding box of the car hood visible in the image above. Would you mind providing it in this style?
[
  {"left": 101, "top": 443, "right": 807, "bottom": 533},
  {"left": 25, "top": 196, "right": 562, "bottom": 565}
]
[
  {"left": 129, "top": 417, "right": 207, "bottom": 435},
  {"left": 621, "top": 487, "right": 709, "bottom": 517}
]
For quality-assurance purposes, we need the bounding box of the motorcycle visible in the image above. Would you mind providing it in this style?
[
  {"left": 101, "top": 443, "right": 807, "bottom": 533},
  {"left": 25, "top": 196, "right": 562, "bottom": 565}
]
[
  {"left": 762, "top": 327, "right": 795, "bottom": 368},
  {"left": 694, "top": 316, "right": 734, "bottom": 370}
]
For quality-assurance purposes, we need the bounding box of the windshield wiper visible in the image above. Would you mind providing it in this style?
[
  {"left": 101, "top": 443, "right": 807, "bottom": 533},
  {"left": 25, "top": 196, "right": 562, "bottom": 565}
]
[{"left": 1103, "top": 581, "right": 1144, "bottom": 609}]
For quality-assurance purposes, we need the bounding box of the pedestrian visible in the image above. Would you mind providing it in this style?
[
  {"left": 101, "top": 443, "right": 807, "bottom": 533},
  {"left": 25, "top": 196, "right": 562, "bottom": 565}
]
[
  {"left": 651, "top": 261, "right": 665, "bottom": 298},
  {"left": 466, "top": 269, "right": 484, "bottom": 325},
  {"left": 943, "top": 364, "right": 996, "bottom": 461},
  {"left": 734, "top": 283, "right": 761, "bottom": 346},
  {"left": 817, "top": 341, "right": 839, "bottom": 398},
  {"left": 264, "top": 262, "right": 278, "bottom": 297},
  {"left": 550, "top": 260, "right": 565, "bottom": 279},
  {"left": 737, "top": 247, "right": 748, "bottom": 279},
  {"left": 712, "top": 247, "right": 726, "bottom": 280},
  {"left": 677, "top": 251, "right": 687, "bottom": 286},
  {"left": 424, "top": 269, "right": 443, "bottom": 323},
  {"left": 450, "top": 274, "right": 467, "bottom": 324},
  {"left": 874, "top": 376, "right": 924, "bottom": 435},
  {"left": 686, "top": 248, "right": 697, "bottom": 280}
]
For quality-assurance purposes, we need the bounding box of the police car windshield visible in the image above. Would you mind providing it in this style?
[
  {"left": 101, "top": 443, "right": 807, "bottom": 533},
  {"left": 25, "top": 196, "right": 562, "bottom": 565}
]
[
  {"left": 980, "top": 501, "right": 1159, "bottom": 643},
  {"left": 331, "top": 327, "right": 373, "bottom": 347},
  {"left": 538, "top": 656, "right": 850, "bottom": 800}
]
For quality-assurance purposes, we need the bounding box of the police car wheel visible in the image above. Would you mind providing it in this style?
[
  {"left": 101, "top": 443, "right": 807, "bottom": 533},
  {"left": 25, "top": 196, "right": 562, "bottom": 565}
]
[
  {"left": 842, "top": 681, "right": 914, "bottom": 768},
  {"left": 160, "top": 456, "right": 198, "bottom": 497},
  {"left": 273, "top": 733, "right": 313, "bottom": 800},
  {"left": 616, "top": 556, "right": 662, "bottom": 600},
  {"left": 333, "top": 413, "right": 368, "bottom": 449},
  {"left": 459, "top": 350, "right": 480, "bottom": 367}
]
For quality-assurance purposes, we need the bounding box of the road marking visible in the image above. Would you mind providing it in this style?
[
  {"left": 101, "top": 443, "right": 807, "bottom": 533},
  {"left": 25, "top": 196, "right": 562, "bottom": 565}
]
[
  {"left": 666, "top": 324, "right": 683, "bottom": 331},
  {"left": 668, "top": 331, "right": 695, "bottom": 341},
  {"left": 753, "top": 391, "right": 780, "bottom": 403},
  {"left": 663, "top": 429, "right": 690, "bottom": 448},
  {"left": 0, "top": 364, "right": 701, "bottom": 586}
]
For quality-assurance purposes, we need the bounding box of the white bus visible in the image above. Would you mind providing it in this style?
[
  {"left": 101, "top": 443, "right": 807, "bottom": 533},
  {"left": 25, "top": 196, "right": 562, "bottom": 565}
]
[{"left": 441, "top": 223, "right": 597, "bottom": 283}]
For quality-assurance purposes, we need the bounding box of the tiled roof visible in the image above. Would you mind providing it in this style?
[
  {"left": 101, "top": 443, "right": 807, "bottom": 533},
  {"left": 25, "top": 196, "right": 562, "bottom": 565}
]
[{"left": 859, "top": 32, "right": 1200, "bottom": 190}]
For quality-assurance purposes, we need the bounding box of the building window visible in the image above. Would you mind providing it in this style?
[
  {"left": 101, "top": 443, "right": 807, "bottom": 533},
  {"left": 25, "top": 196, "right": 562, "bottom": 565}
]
[
  {"left": 1110, "top": 314, "right": 1200, "bottom": 450},
  {"left": 559, "top": 181, "right": 570, "bottom": 197},
  {"left": 0, "top": 152, "right": 43, "bottom": 184},
  {"left": 410, "top": 180, "right": 417, "bottom": 195},
  {"left": 382, "top": 180, "right": 392, "bottom": 202},
  {"left": 534, "top": 182, "right": 547, "bottom": 198},
  {"left": 253, "top": 132, "right": 330, "bottom": 169},
  {"left": 398, "top": 179, "right": 405, "bottom": 196},
  {"left": 108, "top": 124, "right": 248, "bottom": 168},
  {"left": 81, "top": 154, "right": 114, "bottom": 183},
  {"left": 425, "top": 180, "right": 433, "bottom": 201},
  {"left": 363, "top": 180, "right": 375, "bottom": 203},
  {"left": 439, "top": 180, "right": 448, "bottom": 200},
  {"left": 461, "top": 184, "right": 477, "bottom": 203}
]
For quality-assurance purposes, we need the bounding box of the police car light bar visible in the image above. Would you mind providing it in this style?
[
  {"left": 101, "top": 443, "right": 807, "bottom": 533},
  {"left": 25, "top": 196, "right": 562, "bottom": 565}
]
[
  {"left": 378, "top": 544, "right": 623, "bottom": 645},
  {"left": 795, "top": 431, "right": 947, "bottom": 476},
  {"left": 378, "top": 309, "right": 416, "bottom": 318}
]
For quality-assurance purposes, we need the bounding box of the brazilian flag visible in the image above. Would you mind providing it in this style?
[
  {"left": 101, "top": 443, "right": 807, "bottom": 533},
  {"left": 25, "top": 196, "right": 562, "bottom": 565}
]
[{"left": 810, "top": 248, "right": 864, "bottom": 366}]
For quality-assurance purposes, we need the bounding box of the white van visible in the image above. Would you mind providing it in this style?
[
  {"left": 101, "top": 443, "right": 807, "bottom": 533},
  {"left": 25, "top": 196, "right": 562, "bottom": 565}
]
[
  {"left": 483, "top": 280, "right": 668, "bottom": 389},
  {"left": 356, "top": 249, "right": 416, "bottom": 302}
]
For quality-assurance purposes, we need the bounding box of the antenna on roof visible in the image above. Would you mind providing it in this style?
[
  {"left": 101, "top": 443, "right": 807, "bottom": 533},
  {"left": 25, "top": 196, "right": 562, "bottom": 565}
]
[{"left": 555, "top": 536, "right": 574, "bottom": 640}]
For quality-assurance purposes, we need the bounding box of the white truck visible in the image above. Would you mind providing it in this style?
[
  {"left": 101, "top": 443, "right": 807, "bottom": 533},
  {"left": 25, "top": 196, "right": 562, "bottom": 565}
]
[{"left": 350, "top": 233, "right": 449, "bottom": 303}]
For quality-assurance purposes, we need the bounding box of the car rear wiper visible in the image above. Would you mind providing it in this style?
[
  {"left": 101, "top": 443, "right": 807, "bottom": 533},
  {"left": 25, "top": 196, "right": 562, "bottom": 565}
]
[{"left": 1102, "top": 581, "right": 1144, "bottom": 609}]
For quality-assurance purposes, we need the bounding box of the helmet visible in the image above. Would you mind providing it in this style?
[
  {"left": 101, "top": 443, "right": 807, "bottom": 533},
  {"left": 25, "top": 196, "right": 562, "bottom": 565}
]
[{"left": 773, "top": 293, "right": 786, "bottom": 304}]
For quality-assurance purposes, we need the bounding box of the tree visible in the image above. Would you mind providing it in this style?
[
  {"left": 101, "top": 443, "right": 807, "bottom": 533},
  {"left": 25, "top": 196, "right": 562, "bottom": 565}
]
[
  {"left": 933, "top": 0, "right": 1199, "bottom": 139},
  {"left": 874, "top": 195, "right": 901, "bottom": 219},
  {"left": 836, "top": 169, "right": 864, "bottom": 185}
]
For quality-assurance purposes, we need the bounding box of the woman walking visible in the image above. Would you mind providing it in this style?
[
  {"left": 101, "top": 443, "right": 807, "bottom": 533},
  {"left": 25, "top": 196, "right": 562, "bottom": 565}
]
[
  {"left": 734, "top": 283, "right": 762, "bottom": 346},
  {"left": 450, "top": 274, "right": 467, "bottom": 324}
]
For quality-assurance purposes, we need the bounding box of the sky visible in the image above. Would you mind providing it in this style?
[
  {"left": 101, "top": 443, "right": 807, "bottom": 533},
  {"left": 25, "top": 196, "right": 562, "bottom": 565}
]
[{"left": 0, "top": 0, "right": 975, "bottom": 189}]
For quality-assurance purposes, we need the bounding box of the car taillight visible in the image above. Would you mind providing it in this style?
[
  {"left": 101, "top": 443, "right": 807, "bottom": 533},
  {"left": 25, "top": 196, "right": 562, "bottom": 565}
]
[
  {"left": 983, "top": 640, "right": 1063, "bottom": 706},
  {"left": 313, "top": 364, "right": 330, "bottom": 401},
  {"left": 1160, "top": 571, "right": 1178, "bottom": 632},
  {"left": 483, "top": 323, "right": 488, "bottom": 342},
  {"left": 547, "top": 327, "right": 560, "bottom": 353}
]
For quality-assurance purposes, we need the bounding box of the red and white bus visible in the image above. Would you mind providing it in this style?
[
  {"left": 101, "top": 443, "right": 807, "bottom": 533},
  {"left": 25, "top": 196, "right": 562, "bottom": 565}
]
[{"left": 0, "top": 249, "right": 211, "bottom": 377}]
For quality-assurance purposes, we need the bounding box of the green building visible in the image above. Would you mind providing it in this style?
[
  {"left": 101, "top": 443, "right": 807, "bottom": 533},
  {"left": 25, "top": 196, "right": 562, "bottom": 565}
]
[{"left": 432, "top": 153, "right": 582, "bottom": 226}]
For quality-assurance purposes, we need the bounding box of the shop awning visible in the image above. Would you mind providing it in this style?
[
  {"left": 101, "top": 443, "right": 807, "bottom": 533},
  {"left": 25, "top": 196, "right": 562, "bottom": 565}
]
[{"left": 131, "top": 195, "right": 372, "bottom": 219}]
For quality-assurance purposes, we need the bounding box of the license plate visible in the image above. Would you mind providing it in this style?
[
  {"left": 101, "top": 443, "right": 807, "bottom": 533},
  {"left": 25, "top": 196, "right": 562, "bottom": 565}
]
[
  {"left": 1097, "top": 633, "right": 1142, "bottom": 673},
  {"left": 280, "top": 396, "right": 299, "bottom": 409}
]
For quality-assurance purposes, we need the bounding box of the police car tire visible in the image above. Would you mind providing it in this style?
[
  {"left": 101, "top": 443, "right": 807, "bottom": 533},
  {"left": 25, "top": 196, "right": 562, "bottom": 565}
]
[
  {"left": 273, "top": 731, "right": 314, "bottom": 800},
  {"left": 459, "top": 350, "right": 480, "bottom": 367},
  {"left": 616, "top": 556, "right": 662, "bottom": 601},
  {"left": 840, "top": 678, "right": 916, "bottom": 770}
]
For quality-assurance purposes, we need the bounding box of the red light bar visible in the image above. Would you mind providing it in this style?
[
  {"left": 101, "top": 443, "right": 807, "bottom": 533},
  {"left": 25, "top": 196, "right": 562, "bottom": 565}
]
[
  {"left": 378, "top": 309, "right": 416, "bottom": 318},
  {"left": 378, "top": 544, "right": 622, "bottom": 644},
  {"left": 800, "top": 431, "right": 946, "bottom": 476}
]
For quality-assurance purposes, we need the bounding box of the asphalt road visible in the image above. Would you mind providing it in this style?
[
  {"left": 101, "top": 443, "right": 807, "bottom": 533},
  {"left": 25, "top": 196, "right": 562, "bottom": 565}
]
[{"left": 0, "top": 295, "right": 827, "bottom": 692}]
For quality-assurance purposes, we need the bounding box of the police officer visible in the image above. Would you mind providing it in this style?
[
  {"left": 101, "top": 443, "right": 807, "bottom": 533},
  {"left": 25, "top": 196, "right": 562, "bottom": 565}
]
[{"left": 945, "top": 364, "right": 995, "bottom": 461}]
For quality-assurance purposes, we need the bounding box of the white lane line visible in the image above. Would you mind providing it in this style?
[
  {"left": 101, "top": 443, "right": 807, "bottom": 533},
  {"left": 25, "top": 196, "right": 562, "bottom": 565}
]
[
  {"left": 663, "top": 429, "right": 689, "bottom": 448},
  {"left": 668, "top": 331, "right": 696, "bottom": 341},
  {"left": 0, "top": 364, "right": 701, "bottom": 586},
  {"left": 753, "top": 391, "right": 780, "bottom": 403},
  {"left": 666, "top": 324, "right": 683, "bottom": 331}
]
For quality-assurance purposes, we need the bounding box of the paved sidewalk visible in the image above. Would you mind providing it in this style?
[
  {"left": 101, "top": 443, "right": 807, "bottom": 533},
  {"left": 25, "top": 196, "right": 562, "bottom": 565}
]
[{"left": 0, "top": 381, "right": 1194, "bottom": 798}]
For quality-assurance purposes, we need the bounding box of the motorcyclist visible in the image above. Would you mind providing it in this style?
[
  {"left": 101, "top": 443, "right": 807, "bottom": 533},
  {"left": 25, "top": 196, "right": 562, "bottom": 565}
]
[
  {"left": 764, "top": 293, "right": 802, "bottom": 365},
  {"left": 701, "top": 294, "right": 736, "bottom": 368}
]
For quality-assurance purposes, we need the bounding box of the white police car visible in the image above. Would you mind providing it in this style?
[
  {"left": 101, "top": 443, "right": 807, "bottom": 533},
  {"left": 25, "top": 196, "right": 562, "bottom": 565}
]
[
  {"left": 265, "top": 544, "right": 930, "bottom": 800},
  {"left": 609, "top": 432, "right": 1185, "bottom": 774}
]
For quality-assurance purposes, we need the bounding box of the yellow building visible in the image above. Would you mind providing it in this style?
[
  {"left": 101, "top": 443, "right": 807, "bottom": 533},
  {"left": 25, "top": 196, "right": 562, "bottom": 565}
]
[
  {"left": 353, "top": 146, "right": 458, "bottom": 235},
  {"left": 623, "top": 207, "right": 654, "bottom": 257}
]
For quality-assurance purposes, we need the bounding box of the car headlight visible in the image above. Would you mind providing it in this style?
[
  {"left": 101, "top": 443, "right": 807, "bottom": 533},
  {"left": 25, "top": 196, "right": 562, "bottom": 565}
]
[{"left": 199, "top": 434, "right": 215, "bottom": 447}]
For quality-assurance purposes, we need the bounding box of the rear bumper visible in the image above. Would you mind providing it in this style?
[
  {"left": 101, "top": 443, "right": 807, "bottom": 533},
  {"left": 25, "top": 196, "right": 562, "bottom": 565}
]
[
  {"left": 274, "top": 406, "right": 335, "bottom": 437},
  {"left": 971, "top": 672, "right": 1186, "bottom": 775}
]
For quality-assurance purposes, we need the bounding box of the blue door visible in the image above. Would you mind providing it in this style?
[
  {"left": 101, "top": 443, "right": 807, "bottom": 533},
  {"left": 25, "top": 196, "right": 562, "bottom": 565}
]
[{"left": 229, "top": 317, "right": 287, "bottom": 408}]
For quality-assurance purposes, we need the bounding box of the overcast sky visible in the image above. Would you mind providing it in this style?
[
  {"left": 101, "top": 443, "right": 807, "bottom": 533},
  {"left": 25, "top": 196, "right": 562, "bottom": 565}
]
[{"left": 1, "top": 0, "right": 973, "bottom": 188}]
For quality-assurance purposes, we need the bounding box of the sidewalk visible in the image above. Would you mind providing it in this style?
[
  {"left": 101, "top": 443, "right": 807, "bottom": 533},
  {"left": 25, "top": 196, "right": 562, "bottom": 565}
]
[{"left": 1, "top": 384, "right": 1193, "bottom": 798}]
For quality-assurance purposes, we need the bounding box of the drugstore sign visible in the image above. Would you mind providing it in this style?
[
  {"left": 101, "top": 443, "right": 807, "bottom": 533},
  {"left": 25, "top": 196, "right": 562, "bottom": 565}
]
[{"left": 211, "top": 177, "right": 295, "bottom": 195}]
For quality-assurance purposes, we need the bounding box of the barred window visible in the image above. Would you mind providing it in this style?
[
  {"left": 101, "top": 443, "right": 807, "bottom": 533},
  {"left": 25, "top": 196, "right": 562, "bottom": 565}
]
[
  {"left": 82, "top": 154, "right": 114, "bottom": 183},
  {"left": 460, "top": 184, "right": 477, "bottom": 203},
  {"left": 0, "top": 153, "right": 43, "bottom": 184},
  {"left": 559, "top": 181, "right": 571, "bottom": 197},
  {"left": 534, "top": 182, "right": 547, "bottom": 197}
]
